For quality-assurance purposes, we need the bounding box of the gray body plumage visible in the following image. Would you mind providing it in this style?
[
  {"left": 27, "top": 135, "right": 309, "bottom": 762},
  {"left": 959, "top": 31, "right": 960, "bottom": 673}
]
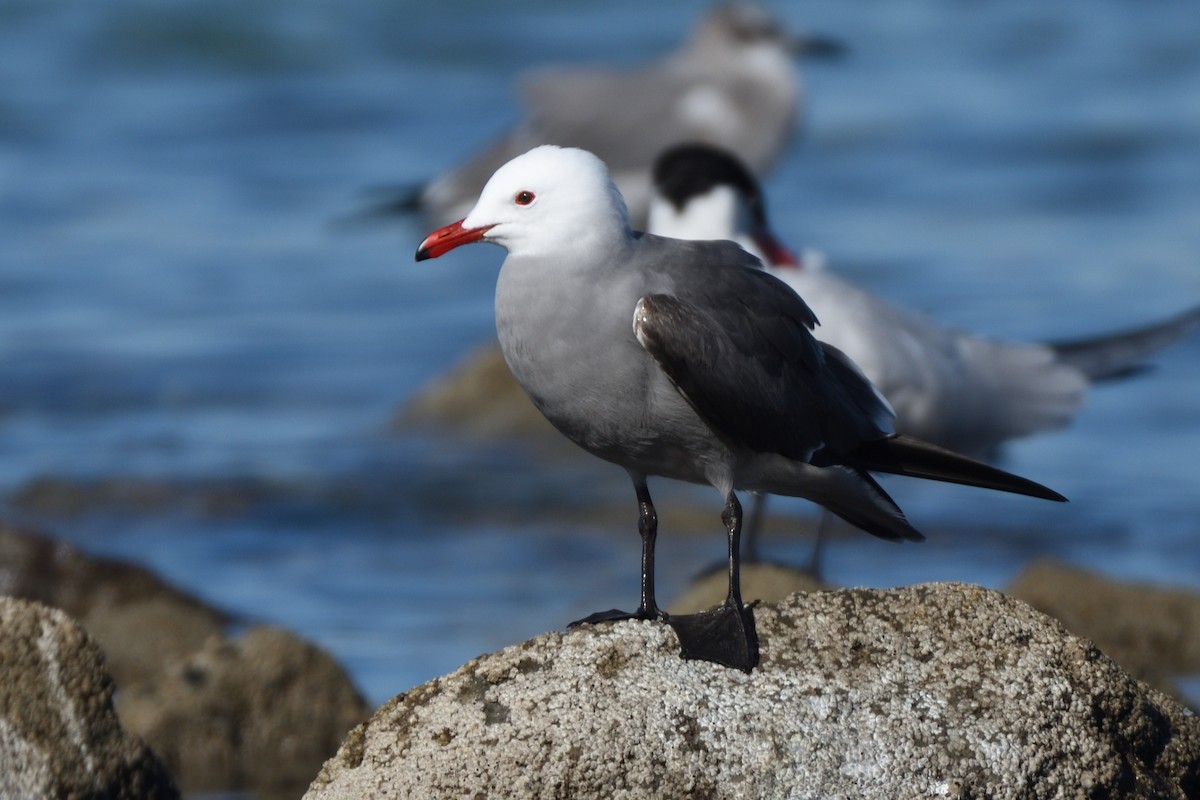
[
  {"left": 499, "top": 237, "right": 751, "bottom": 481},
  {"left": 495, "top": 232, "right": 925, "bottom": 538},
  {"left": 505, "top": 238, "right": 811, "bottom": 467}
]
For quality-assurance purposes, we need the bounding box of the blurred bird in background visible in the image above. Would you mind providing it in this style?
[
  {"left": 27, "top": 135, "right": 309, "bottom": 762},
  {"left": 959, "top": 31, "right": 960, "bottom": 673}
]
[
  {"left": 374, "top": 3, "right": 843, "bottom": 227},
  {"left": 647, "top": 143, "right": 1200, "bottom": 569}
]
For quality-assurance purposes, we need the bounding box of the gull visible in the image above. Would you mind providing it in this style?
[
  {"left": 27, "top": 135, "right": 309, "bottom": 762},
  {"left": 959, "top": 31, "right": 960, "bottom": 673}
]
[{"left": 416, "top": 145, "right": 1064, "bottom": 671}]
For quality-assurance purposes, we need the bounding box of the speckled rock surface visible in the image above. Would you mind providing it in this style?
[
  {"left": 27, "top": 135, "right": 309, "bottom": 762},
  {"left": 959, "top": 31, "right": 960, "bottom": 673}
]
[
  {"left": 306, "top": 583, "right": 1200, "bottom": 800},
  {"left": 0, "top": 596, "right": 179, "bottom": 800},
  {"left": 1007, "top": 558, "right": 1200, "bottom": 699},
  {"left": 117, "top": 625, "right": 371, "bottom": 798}
]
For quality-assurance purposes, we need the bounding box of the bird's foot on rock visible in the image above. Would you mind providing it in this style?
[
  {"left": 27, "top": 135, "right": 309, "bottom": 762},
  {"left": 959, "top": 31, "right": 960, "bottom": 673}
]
[
  {"left": 568, "top": 608, "right": 668, "bottom": 628},
  {"left": 667, "top": 601, "right": 759, "bottom": 673}
]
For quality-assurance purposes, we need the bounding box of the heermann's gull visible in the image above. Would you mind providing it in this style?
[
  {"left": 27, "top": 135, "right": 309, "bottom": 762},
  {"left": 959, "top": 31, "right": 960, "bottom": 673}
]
[
  {"left": 416, "top": 145, "right": 1065, "bottom": 672},
  {"left": 647, "top": 143, "right": 1200, "bottom": 570},
  {"left": 407, "top": 3, "right": 843, "bottom": 228}
]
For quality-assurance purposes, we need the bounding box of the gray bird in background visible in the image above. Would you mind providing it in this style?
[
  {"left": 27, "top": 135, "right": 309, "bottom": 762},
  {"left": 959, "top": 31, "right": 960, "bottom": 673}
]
[
  {"left": 648, "top": 143, "right": 1200, "bottom": 457},
  {"left": 647, "top": 142, "right": 1200, "bottom": 567},
  {"left": 409, "top": 3, "right": 843, "bottom": 228},
  {"left": 416, "top": 145, "right": 1064, "bottom": 672}
]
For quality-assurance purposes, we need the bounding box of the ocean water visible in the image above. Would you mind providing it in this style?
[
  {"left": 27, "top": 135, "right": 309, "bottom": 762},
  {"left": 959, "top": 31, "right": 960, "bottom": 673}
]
[{"left": 1, "top": 1, "right": 1198, "bottom": 708}]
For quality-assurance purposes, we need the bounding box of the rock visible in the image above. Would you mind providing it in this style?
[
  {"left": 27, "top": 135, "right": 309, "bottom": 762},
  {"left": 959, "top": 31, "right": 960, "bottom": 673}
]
[
  {"left": 1006, "top": 558, "right": 1200, "bottom": 698},
  {"left": 671, "top": 561, "right": 829, "bottom": 614},
  {"left": 0, "top": 596, "right": 179, "bottom": 800},
  {"left": 0, "top": 522, "right": 371, "bottom": 798},
  {"left": 305, "top": 583, "right": 1200, "bottom": 800},
  {"left": 118, "top": 625, "right": 371, "bottom": 798},
  {"left": 0, "top": 521, "right": 227, "bottom": 686},
  {"left": 9, "top": 474, "right": 281, "bottom": 517}
]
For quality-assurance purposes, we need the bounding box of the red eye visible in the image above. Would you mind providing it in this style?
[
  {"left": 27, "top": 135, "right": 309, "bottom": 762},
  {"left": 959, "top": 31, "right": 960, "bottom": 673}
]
[{"left": 515, "top": 190, "right": 535, "bottom": 206}]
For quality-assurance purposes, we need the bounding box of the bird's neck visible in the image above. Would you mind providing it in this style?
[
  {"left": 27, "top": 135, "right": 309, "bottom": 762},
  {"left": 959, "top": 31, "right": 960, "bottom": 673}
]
[{"left": 513, "top": 220, "right": 636, "bottom": 271}]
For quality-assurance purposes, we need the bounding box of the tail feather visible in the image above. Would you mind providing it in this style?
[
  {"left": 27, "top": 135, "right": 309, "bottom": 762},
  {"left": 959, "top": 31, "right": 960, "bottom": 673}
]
[
  {"left": 755, "top": 463, "right": 925, "bottom": 542},
  {"left": 822, "top": 469, "right": 926, "bottom": 542},
  {"left": 1049, "top": 304, "right": 1200, "bottom": 382},
  {"left": 790, "top": 466, "right": 927, "bottom": 543},
  {"left": 847, "top": 434, "right": 1067, "bottom": 502}
]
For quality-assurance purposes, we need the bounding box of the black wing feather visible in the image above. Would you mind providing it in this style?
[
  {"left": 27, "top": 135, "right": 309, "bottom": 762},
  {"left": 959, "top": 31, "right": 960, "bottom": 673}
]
[
  {"left": 632, "top": 249, "right": 893, "bottom": 462},
  {"left": 634, "top": 292, "right": 821, "bottom": 457}
]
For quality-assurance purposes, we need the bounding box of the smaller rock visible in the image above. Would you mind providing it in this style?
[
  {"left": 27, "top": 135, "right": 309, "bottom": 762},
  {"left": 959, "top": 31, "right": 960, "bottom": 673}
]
[
  {"left": 9, "top": 475, "right": 278, "bottom": 517},
  {"left": 0, "top": 522, "right": 371, "bottom": 797},
  {"left": 0, "top": 522, "right": 227, "bottom": 686},
  {"left": 0, "top": 596, "right": 179, "bottom": 800},
  {"left": 118, "top": 625, "right": 371, "bottom": 798}
]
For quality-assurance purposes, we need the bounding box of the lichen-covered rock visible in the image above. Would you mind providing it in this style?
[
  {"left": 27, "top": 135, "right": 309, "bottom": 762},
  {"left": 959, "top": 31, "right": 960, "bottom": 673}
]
[
  {"left": 0, "top": 596, "right": 178, "bottom": 800},
  {"left": 1007, "top": 558, "right": 1200, "bottom": 699},
  {"left": 306, "top": 583, "right": 1200, "bottom": 800},
  {"left": 118, "top": 625, "right": 371, "bottom": 798}
]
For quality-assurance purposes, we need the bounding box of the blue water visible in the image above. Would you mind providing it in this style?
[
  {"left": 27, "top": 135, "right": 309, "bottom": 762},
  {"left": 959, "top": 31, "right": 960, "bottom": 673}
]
[{"left": 1, "top": 1, "right": 1198, "bottom": 707}]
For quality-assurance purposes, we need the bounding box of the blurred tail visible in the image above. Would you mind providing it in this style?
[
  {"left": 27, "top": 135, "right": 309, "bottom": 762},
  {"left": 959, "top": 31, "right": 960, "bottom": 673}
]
[
  {"left": 1049, "top": 304, "right": 1200, "bottom": 382},
  {"left": 848, "top": 434, "right": 1067, "bottom": 502}
]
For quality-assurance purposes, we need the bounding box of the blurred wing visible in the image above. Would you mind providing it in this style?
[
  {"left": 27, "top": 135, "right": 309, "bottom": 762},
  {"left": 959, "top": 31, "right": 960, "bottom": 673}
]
[
  {"left": 420, "top": 68, "right": 702, "bottom": 225},
  {"left": 521, "top": 67, "right": 730, "bottom": 170},
  {"left": 1048, "top": 303, "right": 1200, "bottom": 382}
]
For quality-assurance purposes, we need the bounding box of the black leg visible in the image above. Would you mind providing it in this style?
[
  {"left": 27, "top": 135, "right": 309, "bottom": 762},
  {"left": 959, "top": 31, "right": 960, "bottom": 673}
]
[
  {"left": 633, "top": 477, "right": 661, "bottom": 618},
  {"left": 722, "top": 491, "right": 744, "bottom": 608},
  {"left": 667, "top": 491, "right": 759, "bottom": 672},
  {"left": 568, "top": 474, "right": 666, "bottom": 627}
]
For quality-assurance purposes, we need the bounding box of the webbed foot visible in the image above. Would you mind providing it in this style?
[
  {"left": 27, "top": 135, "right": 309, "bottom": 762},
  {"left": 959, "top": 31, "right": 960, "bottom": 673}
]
[{"left": 667, "top": 601, "right": 759, "bottom": 672}]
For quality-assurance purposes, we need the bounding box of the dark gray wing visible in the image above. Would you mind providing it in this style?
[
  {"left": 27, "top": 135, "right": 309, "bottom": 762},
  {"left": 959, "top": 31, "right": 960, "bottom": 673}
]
[{"left": 631, "top": 241, "right": 894, "bottom": 461}]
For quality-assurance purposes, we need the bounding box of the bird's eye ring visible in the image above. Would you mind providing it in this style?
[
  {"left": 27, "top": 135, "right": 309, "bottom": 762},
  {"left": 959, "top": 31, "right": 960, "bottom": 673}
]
[{"left": 515, "top": 190, "right": 536, "bottom": 206}]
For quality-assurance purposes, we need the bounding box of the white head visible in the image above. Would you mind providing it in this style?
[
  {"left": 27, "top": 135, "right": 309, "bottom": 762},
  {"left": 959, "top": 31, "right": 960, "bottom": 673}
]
[{"left": 416, "top": 146, "right": 632, "bottom": 262}]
